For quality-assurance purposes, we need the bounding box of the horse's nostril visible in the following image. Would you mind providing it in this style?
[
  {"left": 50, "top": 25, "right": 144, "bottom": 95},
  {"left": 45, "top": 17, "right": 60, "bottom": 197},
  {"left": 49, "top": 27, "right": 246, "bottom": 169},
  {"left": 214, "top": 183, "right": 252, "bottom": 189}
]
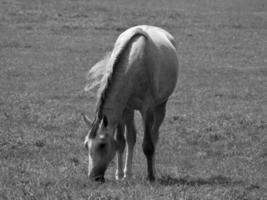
[
  {"left": 89, "top": 168, "right": 106, "bottom": 182},
  {"left": 95, "top": 176, "right": 105, "bottom": 182}
]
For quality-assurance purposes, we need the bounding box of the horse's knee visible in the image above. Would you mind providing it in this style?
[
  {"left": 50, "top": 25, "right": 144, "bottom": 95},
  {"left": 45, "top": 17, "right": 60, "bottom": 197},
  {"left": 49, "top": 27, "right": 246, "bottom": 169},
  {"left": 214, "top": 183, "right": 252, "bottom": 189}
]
[
  {"left": 127, "top": 131, "right": 136, "bottom": 145},
  {"left": 126, "top": 124, "right": 136, "bottom": 146},
  {"left": 118, "top": 139, "right": 125, "bottom": 153},
  {"left": 142, "top": 141, "right": 154, "bottom": 157},
  {"left": 116, "top": 132, "right": 125, "bottom": 153}
]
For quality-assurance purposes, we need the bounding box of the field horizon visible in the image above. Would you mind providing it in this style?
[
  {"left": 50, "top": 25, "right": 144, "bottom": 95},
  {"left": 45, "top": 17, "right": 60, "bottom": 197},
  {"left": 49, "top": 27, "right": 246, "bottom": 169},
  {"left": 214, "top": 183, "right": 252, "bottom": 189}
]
[{"left": 0, "top": 0, "right": 267, "bottom": 199}]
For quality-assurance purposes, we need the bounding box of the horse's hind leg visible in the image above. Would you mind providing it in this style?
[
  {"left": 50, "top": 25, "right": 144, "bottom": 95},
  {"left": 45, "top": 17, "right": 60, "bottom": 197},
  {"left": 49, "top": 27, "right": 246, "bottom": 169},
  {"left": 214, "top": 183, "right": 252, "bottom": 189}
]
[
  {"left": 142, "top": 101, "right": 167, "bottom": 181},
  {"left": 115, "top": 123, "right": 125, "bottom": 180},
  {"left": 142, "top": 108, "right": 155, "bottom": 181},
  {"left": 151, "top": 101, "right": 167, "bottom": 179},
  {"left": 124, "top": 109, "right": 136, "bottom": 179}
]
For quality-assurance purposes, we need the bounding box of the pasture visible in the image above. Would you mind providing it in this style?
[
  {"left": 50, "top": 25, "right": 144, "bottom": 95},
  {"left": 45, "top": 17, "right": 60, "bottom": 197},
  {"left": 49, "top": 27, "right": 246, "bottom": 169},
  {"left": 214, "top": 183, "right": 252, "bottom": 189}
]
[{"left": 0, "top": 0, "right": 267, "bottom": 199}]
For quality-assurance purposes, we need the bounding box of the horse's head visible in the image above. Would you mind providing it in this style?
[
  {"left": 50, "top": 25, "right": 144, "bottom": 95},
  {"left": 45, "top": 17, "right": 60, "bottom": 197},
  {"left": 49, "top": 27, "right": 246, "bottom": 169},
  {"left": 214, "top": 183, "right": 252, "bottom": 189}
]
[{"left": 82, "top": 114, "right": 117, "bottom": 182}]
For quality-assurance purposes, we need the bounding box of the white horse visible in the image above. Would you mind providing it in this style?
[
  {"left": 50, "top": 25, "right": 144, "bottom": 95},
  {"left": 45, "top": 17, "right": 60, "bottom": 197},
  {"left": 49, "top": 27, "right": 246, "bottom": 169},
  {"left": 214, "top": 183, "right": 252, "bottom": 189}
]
[{"left": 83, "top": 25, "right": 179, "bottom": 182}]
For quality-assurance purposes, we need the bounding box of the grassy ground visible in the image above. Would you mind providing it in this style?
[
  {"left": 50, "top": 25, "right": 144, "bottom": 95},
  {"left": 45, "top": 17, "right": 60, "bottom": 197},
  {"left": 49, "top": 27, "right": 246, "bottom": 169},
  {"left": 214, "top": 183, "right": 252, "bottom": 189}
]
[{"left": 0, "top": 0, "right": 267, "bottom": 199}]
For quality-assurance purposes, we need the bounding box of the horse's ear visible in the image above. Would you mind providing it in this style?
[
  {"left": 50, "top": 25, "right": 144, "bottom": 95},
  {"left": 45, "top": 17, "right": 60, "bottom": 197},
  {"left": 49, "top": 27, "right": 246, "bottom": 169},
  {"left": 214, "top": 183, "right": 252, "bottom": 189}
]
[
  {"left": 81, "top": 113, "right": 93, "bottom": 127},
  {"left": 84, "top": 136, "right": 89, "bottom": 149}
]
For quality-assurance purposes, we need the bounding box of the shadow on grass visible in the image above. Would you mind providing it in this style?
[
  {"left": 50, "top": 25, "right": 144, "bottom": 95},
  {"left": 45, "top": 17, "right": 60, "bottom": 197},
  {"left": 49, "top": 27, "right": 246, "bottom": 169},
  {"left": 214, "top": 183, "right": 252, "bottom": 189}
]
[{"left": 159, "top": 174, "right": 260, "bottom": 189}]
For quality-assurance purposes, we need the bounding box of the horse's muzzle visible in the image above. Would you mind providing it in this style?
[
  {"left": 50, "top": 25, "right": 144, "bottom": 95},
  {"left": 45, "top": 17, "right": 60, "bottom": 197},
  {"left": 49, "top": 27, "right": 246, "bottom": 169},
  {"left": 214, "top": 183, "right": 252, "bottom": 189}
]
[
  {"left": 89, "top": 170, "right": 105, "bottom": 182},
  {"left": 94, "top": 176, "right": 105, "bottom": 182}
]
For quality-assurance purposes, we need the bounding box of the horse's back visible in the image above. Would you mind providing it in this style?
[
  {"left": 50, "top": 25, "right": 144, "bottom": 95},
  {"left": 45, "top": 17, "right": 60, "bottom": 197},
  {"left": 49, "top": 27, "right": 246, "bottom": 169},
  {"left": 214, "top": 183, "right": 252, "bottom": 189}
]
[
  {"left": 140, "top": 25, "right": 176, "bottom": 49},
  {"left": 120, "top": 25, "right": 175, "bottom": 47}
]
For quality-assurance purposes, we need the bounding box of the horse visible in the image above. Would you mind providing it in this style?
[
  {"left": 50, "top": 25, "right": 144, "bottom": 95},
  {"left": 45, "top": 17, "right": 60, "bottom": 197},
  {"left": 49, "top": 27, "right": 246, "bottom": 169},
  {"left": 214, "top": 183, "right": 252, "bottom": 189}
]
[{"left": 83, "top": 25, "right": 179, "bottom": 182}]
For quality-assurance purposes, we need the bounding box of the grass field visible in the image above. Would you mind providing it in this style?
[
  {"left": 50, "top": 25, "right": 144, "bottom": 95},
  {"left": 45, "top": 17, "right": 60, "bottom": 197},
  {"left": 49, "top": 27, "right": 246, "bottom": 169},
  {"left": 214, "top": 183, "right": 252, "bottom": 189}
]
[{"left": 0, "top": 0, "right": 267, "bottom": 199}]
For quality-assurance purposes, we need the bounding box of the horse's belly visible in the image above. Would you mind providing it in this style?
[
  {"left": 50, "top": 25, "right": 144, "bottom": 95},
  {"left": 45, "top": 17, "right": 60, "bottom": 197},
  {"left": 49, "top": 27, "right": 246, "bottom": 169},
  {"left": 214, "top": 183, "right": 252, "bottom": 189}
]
[
  {"left": 126, "top": 96, "right": 145, "bottom": 110},
  {"left": 150, "top": 53, "right": 178, "bottom": 102},
  {"left": 126, "top": 81, "right": 151, "bottom": 110},
  {"left": 156, "top": 63, "right": 178, "bottom": 99}
]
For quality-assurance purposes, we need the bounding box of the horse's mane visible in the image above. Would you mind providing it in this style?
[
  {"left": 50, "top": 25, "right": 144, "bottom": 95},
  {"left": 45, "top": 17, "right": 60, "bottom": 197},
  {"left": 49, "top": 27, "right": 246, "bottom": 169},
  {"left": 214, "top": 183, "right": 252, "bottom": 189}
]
[
  {"left": 84, "top": 51, "right": 112, "bottom": 93},
  {"left": 85, "top": 28, "right": 148, "bottom": 135}
]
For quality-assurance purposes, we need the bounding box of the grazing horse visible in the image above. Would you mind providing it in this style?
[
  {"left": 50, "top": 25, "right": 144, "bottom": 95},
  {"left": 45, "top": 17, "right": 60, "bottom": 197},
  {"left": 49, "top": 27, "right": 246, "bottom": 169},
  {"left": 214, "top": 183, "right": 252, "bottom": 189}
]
[{"left": 83, "top": 25, "right": 179, "bottom": 182}]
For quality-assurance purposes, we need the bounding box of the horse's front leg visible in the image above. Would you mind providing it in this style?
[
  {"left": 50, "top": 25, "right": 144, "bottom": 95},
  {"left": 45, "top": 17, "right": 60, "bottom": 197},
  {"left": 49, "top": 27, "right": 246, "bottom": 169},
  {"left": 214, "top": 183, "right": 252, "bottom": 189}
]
[{"left": 115, "top": 123, "right": 125, "bottom": 180}]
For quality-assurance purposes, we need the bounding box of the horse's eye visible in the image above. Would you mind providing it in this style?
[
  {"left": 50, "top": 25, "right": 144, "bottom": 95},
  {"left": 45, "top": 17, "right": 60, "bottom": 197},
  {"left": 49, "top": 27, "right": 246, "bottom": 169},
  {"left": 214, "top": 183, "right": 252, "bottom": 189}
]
[
  {"left": 84, "top": 141, "right": 88, "bottom": 150},
  {"left": 103, "top": 115, "right": 108, "bottom": 127}
]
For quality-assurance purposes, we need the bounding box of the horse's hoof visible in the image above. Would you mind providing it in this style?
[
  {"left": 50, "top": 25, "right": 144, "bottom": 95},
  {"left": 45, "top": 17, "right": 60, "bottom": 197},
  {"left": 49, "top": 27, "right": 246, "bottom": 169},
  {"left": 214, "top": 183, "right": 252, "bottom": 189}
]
[
  {"left": 115, "top": 174, "right": 124, "bottom": 181},
  {"left": 147, "top": 175, "right": 155, "bottom": 182},
  {"left": 123, "top": 172, "right": 132, "bottom": 180},
  {"left": 95, "top": 176, "right": 105, "bottom": 183}
]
